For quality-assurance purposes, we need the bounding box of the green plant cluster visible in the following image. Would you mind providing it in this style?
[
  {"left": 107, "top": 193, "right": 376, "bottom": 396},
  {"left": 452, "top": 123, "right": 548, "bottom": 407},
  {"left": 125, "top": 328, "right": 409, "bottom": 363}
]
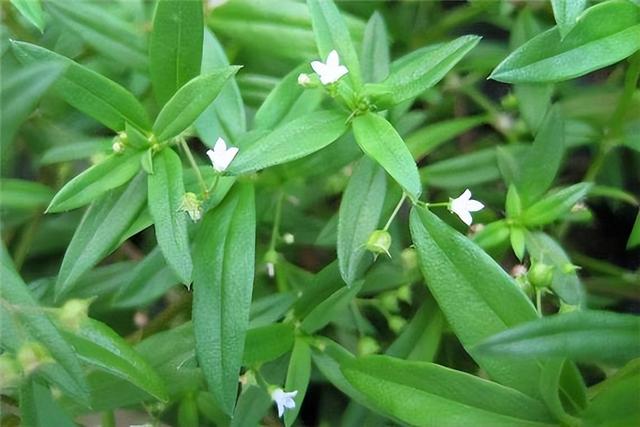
[{"left": 1, "top": 0, "right": 639, "bottom": 426}]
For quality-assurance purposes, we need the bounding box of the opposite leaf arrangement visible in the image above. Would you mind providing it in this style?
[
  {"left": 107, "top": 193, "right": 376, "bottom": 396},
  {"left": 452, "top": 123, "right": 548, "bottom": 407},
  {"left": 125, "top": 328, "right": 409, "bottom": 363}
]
[{"left": 1, "top": 0, "right": 640, "bottom": 426}]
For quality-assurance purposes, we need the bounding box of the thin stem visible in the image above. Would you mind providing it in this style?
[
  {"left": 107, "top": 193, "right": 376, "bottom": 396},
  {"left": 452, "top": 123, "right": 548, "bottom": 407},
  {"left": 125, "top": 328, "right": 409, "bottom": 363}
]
[
  {"left": 383, "top": 194, "right": 407, "bottom": 231},
  {"left": 425, "top": 201, "right": 450, "bottom": 208},
  {"left": 535, "top": 289, "right": 542, "bottom": 317},
  {"left": 179, "top": 138, "right": 207, "bottom": 194},
  {"left": 126, "top": 291, "right": 192, "bottom": 342},
  {"left": 206, "top": 174, "right": 220, "bottom": 197},
  {"left": 269, "top": 193, "right": 285, "bottom": 252}
]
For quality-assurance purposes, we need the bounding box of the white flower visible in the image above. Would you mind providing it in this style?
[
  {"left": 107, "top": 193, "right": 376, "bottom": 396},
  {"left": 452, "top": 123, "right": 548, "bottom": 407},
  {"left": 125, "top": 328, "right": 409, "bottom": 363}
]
[
  {"left": 266, "top": 262, "right": 275, "bottom": 278},
  {"left": 206, "top": 137, "right": 238, "bottom": 173},
  {"left": 297, "top": 73, "right": 311, "bottom": 86},
  {"left": 310, "top": 50, "right": 348, "bottom": 85},
  {"left": 449, "top": 189, "right": 484, "bottom": 226},
  {"left": 282, "top": 233, "right": 295, "bottom": 245},
  {"left": 271, "top": 388, "right": 298, "bottom": 418}
]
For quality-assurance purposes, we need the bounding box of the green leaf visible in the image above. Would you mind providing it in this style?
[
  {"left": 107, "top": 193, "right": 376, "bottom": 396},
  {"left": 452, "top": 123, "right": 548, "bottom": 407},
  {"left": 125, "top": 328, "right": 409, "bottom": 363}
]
[
  {"left": 352, "top": 112, "right": 421, "bottom": 199},
  {"left": 11, "top": 41, "right": 152, "bottom": 132},
  {"left": 56, "top": 173, "right": 147, "bottom": 298},
  {"left": 193, "top": 183, "right": 256, "bottom": 415},
  {"left": 307, "top": 0, "right": 362, "bottom": 88},
  {"left": 515, "top": 107, "right": 565, "bottom": 206},
  {"left": 341, "top": 355, "right": 553, "bottom": 427},
  {"left": 405, "top": 115, "right": 488, "bottom": 160},
  {"left": 490, "top": 0, "right": 640, "bottom": 83},
  {"left": 375, "top": 35, "right": 480, "bottom": 106},
  {"left": 149, "top": 0, "right": 203, "bottom": 105},
  {"left": 60, "top": 318, "right": 169, "bottom": 402},
  {"left": 526, "top": 232, "right": 585, "bottom": 307},
  {"left": 0, "top": 253, "right": 90, "bottom": 404},
  {"left": 539, "top": 360, "right": 582, "bottom": 426},
  {"left": 301, "top": 280, "right": 362, "bottom": 334},
  {"left": 153, "top": 68, "right": 240, "bottom": 142},
  {"left": 360, "top": 12, "right": 389, "bottom": 84},
  {"left": 0, "top": 179, "right": 53, "bottom": 211},
  {"left": 40, "top": 138, "right": 111, "bottom": 165},
  {"left": 228, "top": 110, "right": 348, "bottom": 175},
  {"left": 148, "top": 148, "right": 192, "bottom": 285},
  {"left": 627, "top": 210, "right": 640, "bottom": 249},
  {"left": 20, "top": 381, "right": 76, "bottom": 427},
  {"left": 0, "top": 60, "right": 66, "bottom": 145},
  {"left": 195, "top": 29, "right": 246, "bottom": 145},
  {"left": 475, "top": 310, "right": 640, "bottom": 365},
  {"left": 551, "top": 0, "right": 587, "bottom": 39},
  {"left": 284, "top": 339, "right": 312, "bottom": 427},
  {"left": 337, "top": 157, "right": 386, "bottom": 285},
  {"left": 409, "top": 206, "right": 544, "bottom": 398},
  {"left": 521, "top": 182, "right": 592, "bottom": 226},
  {"left": 47, "top": 151, "right": 143, "bottom": 213},
  {"left": 510, "top": 226, "right": 526, "bottom": 261},
  {"left": 243, "top": 323, "right": 295, "bottom": 367},
  {"left": 46, "top": 0, "right": 147, "bottom": 70},
  {"left": 386, "top": 296, "right": 443, "bottom": 362},
  {"left": 253, "top": 64, "right": 324, "bottom": 131},
  {"left": 10, "top": 0, "right": 45, "bottom": 31}
]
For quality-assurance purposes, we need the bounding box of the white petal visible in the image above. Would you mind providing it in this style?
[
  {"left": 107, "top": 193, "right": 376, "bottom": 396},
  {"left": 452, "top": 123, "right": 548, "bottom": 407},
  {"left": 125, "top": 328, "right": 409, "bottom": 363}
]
[
  {"left": 456, "top": 210, "right": 473, "bottom": 226},
  {"left": 459, "top": 189, "right": 472, "bottom": 201},
  {"left": 283, "top": 397, "right": 296, "bottom": 409},
  {"left": 466, "top": 200, "right": 485, "bottom": 212},
  {"left": 276, "top": 401, "right": 285, "bottom": 417},
  {"left": 326, "top": 49, "right": 340, "bottom": 67},
  {"left": 310, "top": 60, "right": 327, "bottom": 76},
  {"left": 213, "top": 137, "right": 227, "bottom": 152},
  {"left": 206, "top": 149, "right": 216, "bottom": 165},
  {"left": 334, "top": 65, "right": 349, "bottom": 80}
]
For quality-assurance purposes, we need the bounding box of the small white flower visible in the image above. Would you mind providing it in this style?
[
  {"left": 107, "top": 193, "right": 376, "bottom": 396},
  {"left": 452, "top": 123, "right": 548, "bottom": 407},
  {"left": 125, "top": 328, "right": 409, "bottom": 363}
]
[
  {"left": 449, "top": 189, "right": 484, "bottom": 226},
  {"left": 271, "top": 388, "right": 298, "bottom": 418},
  {"left": 310, "top": 50, "right": 348, "bottom": 85},
  {"left": 282, "top": 233, "right": 295, "bottom": 245},
  {"left": 206, "top": 137, "right": 238, "bottom": 173},
  {"left": 112, "top": 140, "right": 125, "bottom": 153},
  {"left": 297, "top": 73, "right": 311, "bottom": 86},
  {"left": 266, "top": 262, "right": 275, "bottom": 278}
]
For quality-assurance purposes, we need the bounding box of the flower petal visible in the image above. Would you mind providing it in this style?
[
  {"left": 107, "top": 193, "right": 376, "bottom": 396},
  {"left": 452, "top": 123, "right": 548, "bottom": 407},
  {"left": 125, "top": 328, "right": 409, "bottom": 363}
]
[
  {"left": 214, "top": 137, "right": 227, "bottom": 152},
  {"left": 456, "top": 210, "right": 473, "bottom": 226},
  {"left": 460, "top": 189, "right": 472, "bottom": 201},
  {"left": 326, "top": 49, "right": 339, "bottom": 67},
  {"left": 310, "top": 60, "right": 327, "bottom": 76},
  {"left": 466, "top": 200, "right": 485, "bottom": 212}
]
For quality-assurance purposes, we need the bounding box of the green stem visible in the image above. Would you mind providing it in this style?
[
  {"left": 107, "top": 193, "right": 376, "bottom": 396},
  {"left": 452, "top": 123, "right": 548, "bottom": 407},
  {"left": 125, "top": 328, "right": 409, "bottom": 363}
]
[
  {"left": 383, "top": 194, "right": 407, "bottom": 231},
  {"left": 179, "top": 138, "right": 207, "bottom": 195},
  {"left": 584, "top": 52, "right": 640, "bottom": 182},
  {"left": 425, "top": 201, "right": 450, "bottom": 208},
  {"left": 206, "top": 174, "right": 220, "bottom": 198},
  {"left": 462, "top": 85, "right": 517, "bottom": 144},
  {"left": 535, "top": 289, "right": 542, "bottom": 317},
  {"left": 269, "top": 193, "right": 285, "bottom": 251},
  {"left": 12, "top": 214, "right": 42, "bottom": 272}
]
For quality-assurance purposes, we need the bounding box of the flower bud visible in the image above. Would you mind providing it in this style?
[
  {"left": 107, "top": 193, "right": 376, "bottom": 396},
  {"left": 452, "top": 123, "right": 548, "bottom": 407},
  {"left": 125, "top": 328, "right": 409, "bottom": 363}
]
[
  {"left": 0, "top": 354, "right": 22, "bottom": 391},
  {"left": 297, "top": 73, "right": 311, "bottom": 87},
  {"left": 400, "top": 248, "right": 418, "bottom": 271},
  {"left": 379, "top": 292, "right": 399, "bottom": 312},
  {"left": 282, "top": 233, "right": 295, "bottom": 245},
  {"left": 112, "top": 140, "right": 125, "bottom": 154},
  {"left": 366, "top": 230, "right": 391, "bottom": 257},
  {"left": 179, "top": 192, "right": 203, "bottom": 222},
  {"left": 528, "top": 262, "right": 554, "bottom": 289},
  {"left": 357, "top": 336, "right": 380, "bottom": 356},
  {"left": 396, "top": 285, "right": 412, "bottom": 304},
  {"left": 388, "top": 316, "right": 406, "bottom": 333},
  {"left": 17, "top": 342, "right": 53, "bottom": 375},
  {"left": 58, "top": 298, "right": 91, "bottom": 331}
]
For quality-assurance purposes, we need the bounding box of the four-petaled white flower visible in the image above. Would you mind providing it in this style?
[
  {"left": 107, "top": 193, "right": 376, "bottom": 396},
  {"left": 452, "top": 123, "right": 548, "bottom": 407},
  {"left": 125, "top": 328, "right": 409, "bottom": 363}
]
[
  {"left": 271, "top": 388, "right": 298, "bottom": 418},
  {"left": 206, "top": 137, "right": 238, "bottom": 173},
  {"left": 449, "top": 189, "right": 484, "bottom": 226},
  {"left": 311, "top": 50, "right": 348, "bottom": 85}
]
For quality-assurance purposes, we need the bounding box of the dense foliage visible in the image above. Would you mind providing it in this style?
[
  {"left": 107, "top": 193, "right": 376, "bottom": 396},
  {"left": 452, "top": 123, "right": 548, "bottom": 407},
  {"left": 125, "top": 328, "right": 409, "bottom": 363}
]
[{"left": 1, "top": 0, "right": 639, "bottom": 426}]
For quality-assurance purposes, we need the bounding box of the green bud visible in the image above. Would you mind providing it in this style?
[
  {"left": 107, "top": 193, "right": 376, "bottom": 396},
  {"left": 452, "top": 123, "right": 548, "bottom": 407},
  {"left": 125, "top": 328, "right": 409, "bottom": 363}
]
[
  {"left": 400, "top": 248, "right": 418, "bottom": 271},
  {"left": 366, "top": 230, "right": 391, "bottom": 257},
  {"left": 17, "top": 342, "right": 53, "bottom": 375},
  {"left": 58, "top": 298, "right": 91, "bottom": 331},
  {"left": 528, "top": 262, "right": 554, "bottom": 289},
  {"left": 0, "top": 354, "right": 22, "bottom": 391},
  {"left": 379, "top": 292, "right": 399, "bottom": 312},
  {"left": 388, "top": 316, "right": 406, "bottom": 333},
  {"left": 396, "top": 285, "right": 412, "bottom": 304},
  {"left": 179, "top": 192, "right": 203, "bottom": 222},
  {"left": 357, "top": 336, "right": 380, "bottom": 356}
]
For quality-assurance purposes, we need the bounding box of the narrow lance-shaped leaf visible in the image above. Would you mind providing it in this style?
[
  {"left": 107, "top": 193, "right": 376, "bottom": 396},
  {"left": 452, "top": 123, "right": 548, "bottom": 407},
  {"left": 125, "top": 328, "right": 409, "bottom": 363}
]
[
  {"left": 409, "top": 206, "right": 586, "bottom": 402},
  {"left": 56, "top": 173, "right": 147, "bottom": 298},
  {"left": 360, "top": 11, "right": 389, "bottom": 84},
  {"left": 307, "top": 0, "right": 362, "bottom": 88},
  {"left": 46, "top": 0, "right": 147, "bottom": 70},
  {"left": 1, "top": 60, "right": 66, "bottom": 145},
  {"left": 475, "top": 311, "right": 640, "bottom": 365},
  {"left": 371, "top": 35, "right": 480, "bottom": 107},
  {"left": 11, "top": 41, "right": 152, "bottom": 132},
  {"left": 0, "top": 259, "right": 89, "bottom": 403},
  {"left": 341, "top": 355, "right": 554, "bottom": 427},
  {"left": 284, "top": 339, "right": 312, "bottom": 427},
  {"left": 228, "top": 110, "right": 348, "bottom": 175},
  {"left": 59, "top": 317, "right": 169, "bottom": 402},
  {"left": 153, "top": 67, "right": 240, "bottom": 142},
  {"left": 490, "top": 0, "right": 640, "bottom": 83},
  {"left": 551, "top": 0, "right": 587, "bottom": 39},
  {"left": 521, "top": 182, "right": 592, "bottom": 226},
  {"left": 337, "top": 157, "right": 386, "bottom": 285},
  {"left": 193, "top": 183, "right": 256, "bottom": 415},
  {"left": 10, "top": 0, "right": 45, "bottom": 31},
  {"left": 20, "top": 381, "right": 76, "bottom": 427},
  {"left": 353, "top": 112, "right": 421, "bottom": 200},
  {"left": 150, "top": 0, "right": 204, "bottom": 105},
  {"left": 148, "top": 148, "right": 192, "bottom": 285},
  {"left": 47, "top": 151, "right": 143, "bottom": 213}
]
